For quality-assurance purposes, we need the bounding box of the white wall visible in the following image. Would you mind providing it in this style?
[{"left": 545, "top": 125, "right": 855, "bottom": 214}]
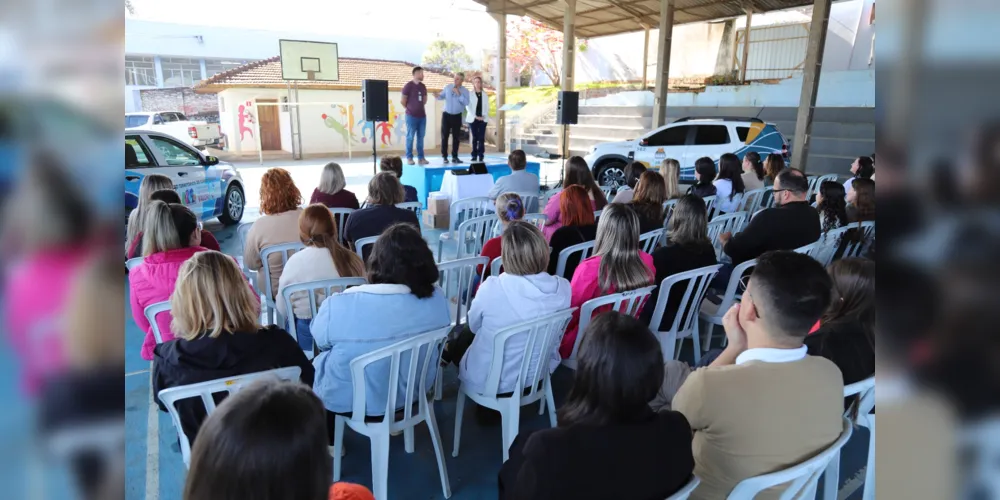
[{"left": 848, "top": 0, "right": 876, "bottom": 70}]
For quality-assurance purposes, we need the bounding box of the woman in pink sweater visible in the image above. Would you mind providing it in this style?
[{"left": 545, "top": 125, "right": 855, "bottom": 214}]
[
  {"left": 542, "top": 156, "right": 608, "bottom": 241},
  {"left": 561, "top": 203, "right": 656, "bottom": 358}
]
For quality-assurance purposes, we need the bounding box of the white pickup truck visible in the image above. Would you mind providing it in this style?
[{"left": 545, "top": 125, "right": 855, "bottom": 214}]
[{"left": 125, "top": 111, "right": 221, "bottom": 150}]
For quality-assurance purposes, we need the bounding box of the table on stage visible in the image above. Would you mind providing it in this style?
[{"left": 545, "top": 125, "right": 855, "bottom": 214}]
[
  {"left": 439, "top": 171, "right": 495, "bottom": 202},
  {"left": 399, "top": 154, "right": 541, "bottom": 208}
]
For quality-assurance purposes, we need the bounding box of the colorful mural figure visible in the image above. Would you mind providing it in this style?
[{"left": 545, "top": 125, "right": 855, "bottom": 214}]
[
  {"left": 321, "top": 105, "right": 352, "bottom": 146},
  {"left": 336, "top": 104, "right": 359, "bottom": 144},
  {"left": 357, "top": 118, "right": 375, "bottom": 143},
  {"left": 238, "top": 101, "right": 255, "bottom": 141},
  {"left": 376, "top": 121, "right": 393, "bottom": 145}
]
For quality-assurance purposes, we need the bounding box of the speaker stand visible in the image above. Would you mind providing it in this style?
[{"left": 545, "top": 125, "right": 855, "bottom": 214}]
[{"left": 371, "top": 122, "right": 377, "bottom": 175}]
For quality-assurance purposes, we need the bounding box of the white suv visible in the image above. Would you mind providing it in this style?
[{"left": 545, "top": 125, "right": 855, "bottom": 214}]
[{"left": 583, "top": 117, "right": 790, "bottom": 186}]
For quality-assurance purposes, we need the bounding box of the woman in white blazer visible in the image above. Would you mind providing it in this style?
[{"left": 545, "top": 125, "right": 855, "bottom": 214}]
[{"left": 465, "top": 76, "right": 491, "bottom": 162}]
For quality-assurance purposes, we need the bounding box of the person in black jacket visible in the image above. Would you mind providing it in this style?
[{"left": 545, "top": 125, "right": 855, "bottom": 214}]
[
  {"left": 686, "top": 157, "right": 718, "bottom": 198},
  {"left": 153, "top": 251, "right": 314, "bottom": 446},
  {"left": 806, "top": 258, "right": 875, "bottom": 387},
  {"left": 499, "top": 312, "right": 695, "bottom": 500},
  {"left": 345, "top": 172, "right": 420, "bottom": 260}
]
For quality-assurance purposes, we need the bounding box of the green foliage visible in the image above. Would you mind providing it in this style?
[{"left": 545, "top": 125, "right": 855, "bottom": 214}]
[{"left": 421, "top": 40, "right": 473, "bottom": 74}]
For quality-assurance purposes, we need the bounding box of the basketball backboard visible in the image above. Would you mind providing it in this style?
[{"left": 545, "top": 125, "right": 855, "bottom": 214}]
[{"left": 279, "top": 40, "right": 339, "bottom": 81}]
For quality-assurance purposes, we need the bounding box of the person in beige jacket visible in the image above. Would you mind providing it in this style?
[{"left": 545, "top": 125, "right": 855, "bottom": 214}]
[
  {"left": 673, "top": 251, "right": 844, "bottom": 500},
  {"left": 244, "top": 168, "right": 303, "bottom": 298}
]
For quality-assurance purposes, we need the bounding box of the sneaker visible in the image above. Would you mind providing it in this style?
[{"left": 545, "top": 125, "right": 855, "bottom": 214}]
[
  {"left": 452, "top": 157, "right": 462, "bottom": 164},
  {"left": 418, "top": 158, "right": 429, "bottom": 165},
  {"left": 406, "top": 158, "right": 415, "bottom": 165},
  {"left": 442, "top": 157, "right": 450, "bottom": 164}
]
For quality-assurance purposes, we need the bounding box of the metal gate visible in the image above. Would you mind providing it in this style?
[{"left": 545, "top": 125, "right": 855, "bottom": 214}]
[{"left": 733, "top": 23, "right": 810, "bottom": 80}]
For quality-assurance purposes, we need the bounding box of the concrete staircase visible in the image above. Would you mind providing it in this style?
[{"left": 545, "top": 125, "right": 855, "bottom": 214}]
[{"left": 521, "top": 106, "right": 652, "bottom": 158}]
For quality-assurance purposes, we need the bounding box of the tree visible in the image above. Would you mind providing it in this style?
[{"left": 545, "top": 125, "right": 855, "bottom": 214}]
[
  {"left": 421, "top": 40, "right": 473, "bottom": 74},
  {"left": 507, "top": 16, "right": 563, "bottom": 87},
  {"left": 125, "top": 0, "right": 135, "bottom": 14}
]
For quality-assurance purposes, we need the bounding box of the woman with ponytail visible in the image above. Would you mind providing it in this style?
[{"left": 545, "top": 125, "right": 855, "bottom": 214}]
[
  {"left": 277, "top": 204, "right": 366, "bottom": 351},
  {"left": 479, "top": 193, "right": 526, "bottom": 278},
  {"left": 741, "top": 152, "right": 765, "bottom": 191}
]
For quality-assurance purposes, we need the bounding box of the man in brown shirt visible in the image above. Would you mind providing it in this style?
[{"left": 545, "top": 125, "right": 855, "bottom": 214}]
[{"left": 674, "top": 251, "right": 845, "bottom": 499}]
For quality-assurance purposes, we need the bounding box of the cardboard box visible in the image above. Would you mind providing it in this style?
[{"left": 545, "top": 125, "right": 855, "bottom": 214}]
[
  {"left": 422, "top": 211, "right": 450, "bottom": 229},
  {"left": 425, "top": 193, "right": 450, "bottom": 215}
]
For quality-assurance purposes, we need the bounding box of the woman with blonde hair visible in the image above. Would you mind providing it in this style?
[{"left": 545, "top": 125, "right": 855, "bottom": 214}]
[
  {"left": 763, "top": 153, "right": 785, "bottom": 186},
  {"left": 310, "top": 162, "right": 360, "bottom": 210},
  {"left": 479, "top": 193, "right": 525, "bottom": 278},
  {"left": 630, "top": 170, "right": 667, "bottom": 233},
  {"left": 125, "top": 173, "right": 174, "bottom": 256},
  {"left": 661, "top": 158, "right": 683, "bottom": 201},
  {"left": 560, "top": 203, "right": 655, "bottom": 359},
  {"left": 244, "top": 168, "right": 304, "bottom": 297},
  {"left": 277, "top": 204, "right": 366, "bottom": 351},
  {"left": 152, "top": 251, "right": 313, "bottom": 445}
]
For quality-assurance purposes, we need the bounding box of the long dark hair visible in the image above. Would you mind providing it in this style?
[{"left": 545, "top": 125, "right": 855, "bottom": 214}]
[
  {"left": 763, "top": 153, "right": 784, "bottom": 182},
  {"left": 717, "top": 153, "right": 746, "bottom": 200},
  {"left": 564, "top": 156, "right": 608, "bottom": 209},
  {"left": 694, "top": 157, "right": 717, "bottom": 188},
  {"left": 853, "top": 156, "right": 875, "bottom": 180},
  {"left": 630, "top": 170, "right": 666, "bottom": 224},
  {"left": 821, "top": 258, "right": 875, "bottom": 343},
  {"left": 745, "top": 151, "right": 765, "bottom": 181},
  {"left": 368, "top": 223, "right": 439, "bottom": 298},
  {"left": 851, "top": 178, "right": 876, "bottom": 222},
  {"left": 817, "top": 181, "right": 849, "bottom": 232},
  {"left": 624, "top": 162, "right": 647, "bottom": 190},
  {"left": 299, "top": 204, "right": 365, "bottom": 278},
  {"left": 667, "top": 195, "right": 710, "bottom": 247},
  {"left": 184, "top": 380, "right": 331, "bottom": 500},
  {"left": 557, "top": 312, "right": 664, "bottom": 427}
]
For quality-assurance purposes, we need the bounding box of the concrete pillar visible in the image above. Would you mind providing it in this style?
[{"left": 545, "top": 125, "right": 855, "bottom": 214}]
[
  {"left": 651, "top": 0, "right": 675, "bottom": 129},
  {"left": 790, "top": 0, "right": 833, "bottom": 172},
  {"left": 153, "top": 55, "right": 164, "bottom": 87},
  {"left": 739, "top": 8, "right": 753, "bottom": 83},
  {"left": 642, "top": 27, "right": 650, "bottom": 88},
  {"left": 493, "top": 12, "right": 507, "bottom": 152},
  {"left": 558, "top": 0, "right": 576, "bottom": 160}
]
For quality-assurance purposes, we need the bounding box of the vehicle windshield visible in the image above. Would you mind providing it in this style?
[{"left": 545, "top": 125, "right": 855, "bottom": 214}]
[{"left": 125, "top": 115, "right": 149, "bottom": 128}]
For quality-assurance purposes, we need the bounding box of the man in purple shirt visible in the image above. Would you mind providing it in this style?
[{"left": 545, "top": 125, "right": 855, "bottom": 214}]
[{"left": 400, "top": 66, "right": 429, "bottom": 165}]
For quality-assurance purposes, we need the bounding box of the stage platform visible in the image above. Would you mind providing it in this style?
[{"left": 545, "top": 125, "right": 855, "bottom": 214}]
[{"left": 399, "top": 154, "right": 541, "bottom": 207}]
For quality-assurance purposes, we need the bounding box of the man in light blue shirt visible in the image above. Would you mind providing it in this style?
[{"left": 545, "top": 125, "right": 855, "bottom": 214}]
[{"left": 435, "top": 72, "right": 469, "bottom": 164}]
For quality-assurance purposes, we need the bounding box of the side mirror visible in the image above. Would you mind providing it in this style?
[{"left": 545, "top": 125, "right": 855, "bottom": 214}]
[{"left": 203, "top": 156, "right": 220, "bottom": 166}]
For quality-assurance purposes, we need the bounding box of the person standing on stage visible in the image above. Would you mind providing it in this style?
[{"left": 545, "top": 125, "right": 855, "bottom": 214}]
[
  {"left": 435, "top": 72, "right": 469, "bottom": 164},
  {"left": 400, "top": 66, "right": 429, "bottom": 166},
  {"left": 465, "top": 76, "right": 490, "bottom": 162}
]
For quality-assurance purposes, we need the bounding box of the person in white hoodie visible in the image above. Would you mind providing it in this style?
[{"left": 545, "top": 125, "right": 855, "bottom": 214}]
[{"left": 445, "top": 220, "right": 572, "bottom": 396}]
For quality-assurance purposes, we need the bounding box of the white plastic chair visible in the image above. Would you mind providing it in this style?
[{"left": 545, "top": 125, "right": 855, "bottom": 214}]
[
  {"left": 513, "top": 191, "right": 542, "bottom": 214},
  {"left": 434, "top": 256, "right": 489, "bottom": 401},
  {"left": 260, "top": 242, "right": 305, "bottom": 325},
  {"left": 699, "top": 258, "right": 757, "bottom": 352},
  {"left": 354, "top": 236, "right": 379, "bottom": 260},
  {"left": 662, "top": 198, "right": 679, "bottom": 226},
  {"left": 728, "top": 417, "right": 853, "bottom": 500},
  {"left": 813, "top": 227, "right": 851, "bottom": 267},
  {"left": 331, "top": 327, "right": 452, "bottom": 500},
  {"left": 143, "top": 301, "right": 172, "bottom": 345},
  {"left": 841, "top": 221, "right": 875, "bottom": 258},
  {"left": 761, "top": 186, "right": 776, "bottom": 209},
  {"left": 453, "top": 309, "right": 576, "bottom": 462},
  {"left": 490, "top": 256, "right": 503, "bottom": 277},
  {"left": 455, "top": 214, "right": 500, "bottom": 259},
  {"left": 794, "top": 239, "right": 822, "bottom": 260},
  {"left": 667, "top": 476, "right": 701, "bottom": 500},
  {"left": 329, "top": 208, "right": 355, "bottom": 244},
  {"left": 280, "top": 277, "right": 367, "bottom": 354},
  {"left": 523, "top": 213, "right": 547, "bottom": 230},
  {"left": 437, "top": 196, "right": 494, "bottom": 262},
  {"left": 236, "top": 222, "right": 256, "bottom": 281},
  {"left": 125, "top": 257, "right": 144, "bottom": 272},
  {"left": 809, "top": 173, "right": 839, "bottom": 198},
  {"left": 395, "top": 201, "right": 422, "bottom": 219},
  {"left": 738, "top": 188, "right": 767, "bottom": 214},
  {"left": 593, "top": 209, "right": 604, "bottom": 220},
  {"left": 554, "top": 240, "right": 597, "bottom": 280},
  {"left": 647, "top": 265, "right": 722, "bottom": 363},
  {"left": 158, "top": 366, "right": 303, "bottom": 468},
  {"left": 702, "top": 195, "right": 718, "bottom": 220},
  {"left": 563, "top": 286, "right": 656, "bottom": 370},
  {"left": 640, "top": 229, "right": 665, "bottom": 254},
  {"left": 707, "top": 211, "right": 749, "bottom": 260},
  {"left": 824, "top": 377, "right": 875, "bottom": 500}
]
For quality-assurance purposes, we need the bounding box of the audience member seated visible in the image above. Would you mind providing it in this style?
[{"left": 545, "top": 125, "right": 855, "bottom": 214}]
[
  {"left": 499, "top": 312, "right": 694, "bottom": 500},
  {"left": 816, "top": 181, "right": 850, "bottom": 232},
  {"left": 629, "top": 170, "right": 668, "bottom": 233},
  {"left": 127, "top": 189, "right": 220, "bottom": 258},
  {"left": 311, "top": 224, "right": 450, "bottom": 417},
  {"left": 641, "top": 195, "right": 718, "bottom": 330},
  {"left": 672, "top": 251, "right": 843, "bottom": 499},
  {"left": 662, "top": 158, "right": 684, "bottom": 201},
  {"left": 561, "top": 203, "right": 656, "bottom": 359},
  {"left": 687, "top": 157, "right": 718, "bottom": 198},
  {"left": 244, "top": 168, "right": 304, "bottom": 297},
  {"left": 480, "top": 193, "right": 524, "bottom": 279},
  {"left": 487, "top": 150, "right": 540, "bottom": 210},
  {"left": 741, "top": 152, "right": 765, "bottom": 191},
  {"left": 846, "top": 177, "right": 875, "bottom": 223},
  {"left": 182, "top": 379, "right": 374, "bottom": 500},
  {"left": 343, "top": 172, "right": 420, "bottom": 261},
  {"left": 763, "top": 153, "right": 784, "bottom": 187},
  {"left": 126, "top": 173, "right": 174, "bottom": 258},
  {"left": 719, "top": 168, "right": 820, "bottom": 266},
  {"left": 611, "top": 162, "right": 646, "bottom": 204},
  {"left": 843, "top": 155, "right": 874, "bottom": 194},
  {"left": 546, "top": 186, "right": 598, "bottom": 279},
  {"left": 277, "top": 205, "right": 366, "bottom": 351},
  {"left": 542, "top": 156, "right": 608, "bottom": 240},
  {"left": 445, "top": 221, "right": 571, "bottom": 396},
  {"left": 130, "top": 201, "right": 211, "bottom": 360},
  {"left": 379, "top": 156, "right": 418, "bottom": 203},
  {"left": 153, "top": 251, "right": 313, "bottom": 445},
  {"left": 310, "top": 162, "right": 360, "bottom": 210},
  {"left": 713, "top": 153, "right": 746, "bottom": 214},
  {"left": 806, "top": 258, "right": 875, "bottom": 387}
]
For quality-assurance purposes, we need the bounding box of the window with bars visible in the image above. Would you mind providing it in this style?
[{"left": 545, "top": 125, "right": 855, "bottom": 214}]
[{"left": 125, "top": 56, "right": 156, "bottom": 86}]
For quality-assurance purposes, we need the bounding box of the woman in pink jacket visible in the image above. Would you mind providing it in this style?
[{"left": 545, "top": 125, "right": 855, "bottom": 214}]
[
  {"left": 561, "top": 203, "right": 656, "bottom": 359},
  {"left": 129, "top": 201, "right": 211, "bottom": 360},
  {"left": 542, "top": 156, "right": 608, "bottom": 241}
]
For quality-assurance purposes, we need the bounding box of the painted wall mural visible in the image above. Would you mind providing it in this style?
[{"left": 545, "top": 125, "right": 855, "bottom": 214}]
[
  {"left": 321, "top": 98, "right": 407, "bottom": 149},
  {"left": 238, "top": 100, "right": 255, "bottom": 142}
]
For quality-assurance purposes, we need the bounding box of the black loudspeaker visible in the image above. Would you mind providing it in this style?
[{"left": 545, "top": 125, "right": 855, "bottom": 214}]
[
  {"left": 556, "top": 91, "right": 579, "bottom": 125},
  {"left": 361, "top": 79, "right": 389, "bottom": 122}
]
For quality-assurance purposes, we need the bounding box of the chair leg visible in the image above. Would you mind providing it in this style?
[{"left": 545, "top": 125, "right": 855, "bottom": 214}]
[
  {"left": 691, "top": 322, "right": 702, "bottom": 365},
  {"left": 403, "top": 426, "right": 415, "bottom": 454},
  {"left": 702, "top": 321, "right": 714, "bottom": 353},
  {"left": 544, "top": 380, "right": 558, "bottom": 428},
  {"left": 437, "top": 241, "right": 443, "bottom": 263},
  {"left": 500, "top": 399, "right": 520, "bottom": 463},
  {"left": 862, "top": 416, "right": 875, "bottom": 500},
  {"left": 434, "top": 368, "right": 443, "bottom": 401},
  {"left": 660, "top": 333, "right": 675, "bottom": 361},
  {"left": 823, "top": 450, "right": 841, "bottom": 500},
  {"left": 369, "top": 433, "right": 391, "bottom": 500},
  {"left": 425, "top": 403, "right": 453, "bottom": 498},
  {"left": 452, "top": 390, "right": 466, "bottom": 457},
  {"left": 332, "top": 416, "right": 345, "bottom": 481}
]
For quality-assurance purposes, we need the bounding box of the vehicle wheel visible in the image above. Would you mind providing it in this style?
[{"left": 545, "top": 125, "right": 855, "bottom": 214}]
[
  {"left": 595, "top": 160, "right": 627, "bottom": 188},
  {"left": 218, "top": 184, "right": 244, "bottom": 225}
]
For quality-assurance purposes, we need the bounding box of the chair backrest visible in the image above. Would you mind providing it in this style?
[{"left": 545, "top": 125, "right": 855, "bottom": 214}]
[
  {"left": 814, "top": 226, "right": 853, "bottom": 267},
  {"left": 568, "top": 286, "right": 656, "bottom": 363},
  {"left": 395, "top": 202, "right": 422, "bottom": 219},
  {"left": 715, "top": 258, "right": 758, "bottom": 315},
  {"left": 456, "top": 214, "right": 501, "bottom": 259},
  {"left": 280, "top": 277, "right": 368, "bottom": 343},
  {"left": 513, "top": 191, "right": 541, "bottom": 214},
  {"left": 702, "top": 195, "right": 718, "bottom": 220},
  {"left": 594, "top": 209, "right": 603, "bottom": 220},
  {"left": 554, "top": 240, "right": 597, "bottom": 280},
  {"left": 448, "top": 197, "right": 494, "bottom": 237},
  {"left": 437, "top": 257, "right": 489, "bottom": 326},
  {"left": 707, "top": 211, "right": 749, "bottom": 259},
  {"left": 639, "top": 229, "right": 665, "bottom": 254},
  {"left": 260, "top": 242, "right": 306, "bottom": 300},
  {"left": 237, "top": 222, "right": 253, "bottom": 252},
  {"left": 667, "top": 476, "right": 701, "bottom": 500},
  {"left": 523, "top": 213, "right": 547, "bottom": 230},
  {"left": 354, "top": 236, "right": 379, "bottom": 260},
  {"left": 662, "top": 198, "right": 679, "bottom": 227},
  {"left": 738, "top": 188, "right": 767, "bottom": 214},
  {"left": 599, "top": 185, "right": 614, "bottom": 199},
  {"left": 345, "top": 326, "right": 450, "bottom": 427},
  {"left": 809, "top": 173, "right": 839, "bottom": 198},
  {"left": 841, "top": 221, "right": 875, "bottom": 258},
  {"left": 844, "top": 376, "right": 875, "bottom": 419},
  {"left": 329, "top": 208, "right": 355, "bottom": 244},
  {"left": 157, "top": 366, "right": 303, "bottom": 468},
  {"left": 491, "top": 256, "right": 503, "bottom": 277},
  {"left": 647, "top": 264, "right": 722, "bottom": 334},
  {"left": 727, "top": 417, "right": 853, "bottom": 500},
  {"left": 761, "top": 186, "right": 775, "bottom": 209},
  {"left": 806, "top": 175, "right": 821, "bottom": 198},
  {"left": 143, "top": 301, "right": 172, "bottom": 344},
  {"left": 480, "top": 309, "right": 576, "bottom": 399},
  {"left": 126, "top": 257, "right": 144, "bottom": 272},
  {"left": 793, "top": 239, "right": 822, "bottom": 260}
]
